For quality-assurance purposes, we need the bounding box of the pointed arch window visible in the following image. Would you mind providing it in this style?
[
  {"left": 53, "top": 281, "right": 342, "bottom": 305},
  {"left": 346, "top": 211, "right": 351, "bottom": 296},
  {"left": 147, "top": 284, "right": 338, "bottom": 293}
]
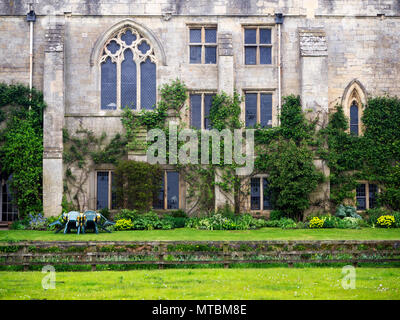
[
  {"left": 349, "top": 100, "right": 359, "bottom": 136},
  {"left": 100, "top": 27, "right": 157, "bottom": 110}
]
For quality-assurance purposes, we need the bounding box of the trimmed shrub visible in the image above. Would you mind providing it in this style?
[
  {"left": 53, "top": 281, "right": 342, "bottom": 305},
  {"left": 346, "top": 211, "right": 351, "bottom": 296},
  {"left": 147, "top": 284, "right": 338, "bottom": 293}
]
[{"left": 376, "top": 215, "right": 396, "bottom": 228}]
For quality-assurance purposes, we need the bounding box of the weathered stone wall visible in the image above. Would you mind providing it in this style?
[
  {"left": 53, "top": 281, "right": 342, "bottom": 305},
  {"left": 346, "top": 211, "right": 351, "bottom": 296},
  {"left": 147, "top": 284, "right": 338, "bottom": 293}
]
[{"left": 0, "top": 0, "right": 399, "bottom": 216}]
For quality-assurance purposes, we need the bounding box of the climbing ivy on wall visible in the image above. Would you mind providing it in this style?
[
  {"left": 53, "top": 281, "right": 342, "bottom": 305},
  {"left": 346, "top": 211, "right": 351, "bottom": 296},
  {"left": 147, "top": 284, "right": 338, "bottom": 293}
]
[
  {"left": 0, "top": 83, "right": 45, "bottom": 217},
  {"left": 321, "top": 96, "right": 400, "bottom": 211},
  {"left": 255, "top": 95, "right": 323, "bottom": 221}
]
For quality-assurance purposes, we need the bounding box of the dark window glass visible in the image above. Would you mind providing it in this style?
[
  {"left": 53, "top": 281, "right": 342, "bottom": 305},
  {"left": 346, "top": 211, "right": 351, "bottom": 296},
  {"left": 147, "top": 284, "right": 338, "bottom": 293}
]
[
  {"left": 153, "top": 175, "right": 165, "bottom": 209},
  {"left": 245, "top": 29, "right": 257, "bottom": 44},
  {"left": 167, "top": 172, "right": 179, "bottom": 209},
  {"left": 106, "top": 40, "right": 120, "bottom": 54},
  {"left": 245, "top": 93, "right": 257, "bottom": 127},
  {"left": 260, "top": 29, "right": 271, "bottom": 44},
  {"left": 356, "top": 183, "right": 366, "bottom": 210},
  {"left": 369, "top": 184, "right": 378, "bottom": 209},
  {"left": 260, "top": 94, "right": 272, "bottom": 128},
  {"left": 204, "top": 94, "right": 215, "bottom": 129},
  {"left": 190, "top": 29, "right": 202, "bottom": 43},
  {"left": 140, "top": 58, "right": 157, "bottom": 110},
  {"left": 263, "top": 178, "right": 272, "bottom": 210},
  {"left": 97, "top": 172, "right": 109, "bottom": 210},
  {"left": 205, "top": 28, "right": 217, "bottom": 43},
  {"left": 251, "top": 178, "right": 261, "bottom": 210},
  {"left": 101, "top": 57, "right": 117, "bottom": 110},
  {"left": 138, "top": 41, "right": 150, "bottom": 54},
  {"left": 190, "top": 94, "right": 202, "bottom": 129},
  {"left": 245, "top": 46, "right": 257, "bottom": 65},
  {"left": 190, "top": 46, "right": 202, "bottom": 64},
  {"left": 260, "top": 46, "right": 272, "bottom": 64},
  {"left": 350, "top": 101, "right": 359, "bottom": 136},
  {"left": 205, "top": 46, "right": 217, "bottom": 64},
  {"left": 121, "top": 50, "right": 137, "bottom": 109},
  {"left": 121, "top": 29, "right": 136, "bottom": 45},
  {"left": 111, "top": 172, "right": 117, "bottom": 210},
  {"left": 1, "top": 174, "right": 18, "bottom": 221}
]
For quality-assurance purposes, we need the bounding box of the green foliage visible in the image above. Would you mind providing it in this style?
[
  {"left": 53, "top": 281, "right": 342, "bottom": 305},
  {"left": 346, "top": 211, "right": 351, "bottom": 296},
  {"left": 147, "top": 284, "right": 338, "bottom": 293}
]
[
  {"left": 335, "top": 204, "right": 362, "bottom": 219},
  {"left": 185, "top": 213, "right": 267, "bottom": 230},
  {"left": 0, "top": 83, "right": 45, "bottom": 218},
  {"left": 208, "top": 91, "right": 242, "bottom": 130},
  {"left": 114, "top": 211, "right": 174, "bottom": 230},
  {"left": 269, "top": 210, "right": 285, "bottom": 221},
  {"left": 322, "top": 96, "right": 400, "bottom": 210},
  {"left": 113, "top": 160, "right": 163, "bottom": 211},
  {"left": 255, "top": 95, "right": 322, "bottom": 221}
]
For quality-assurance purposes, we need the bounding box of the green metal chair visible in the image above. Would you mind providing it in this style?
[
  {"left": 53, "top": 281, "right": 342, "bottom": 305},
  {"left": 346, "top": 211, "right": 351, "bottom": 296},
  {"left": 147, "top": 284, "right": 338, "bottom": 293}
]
[{"left": 83, "top": 210, "right": 115, "bottom": 234}]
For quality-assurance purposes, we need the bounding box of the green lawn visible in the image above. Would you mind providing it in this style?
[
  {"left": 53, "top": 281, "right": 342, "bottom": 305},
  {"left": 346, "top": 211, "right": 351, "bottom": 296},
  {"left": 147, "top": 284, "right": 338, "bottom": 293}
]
[
  {"left": 1, "top": 268, "right": 399, "bottom": 299},
  {"left": 0, "top": 227, "right": 399, "bottom": 241}
]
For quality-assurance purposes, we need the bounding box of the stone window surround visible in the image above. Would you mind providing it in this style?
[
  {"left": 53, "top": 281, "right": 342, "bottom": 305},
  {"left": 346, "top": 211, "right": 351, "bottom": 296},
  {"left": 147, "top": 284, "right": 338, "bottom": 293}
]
[
  {"left": 94, "top": 169, "right": 115, "bottom": 211},
  {"left": 99, "top": 26, "right": 158, "bottom": 111},
  {"left": 187, "top": 24, "right": 218, "bottom": 64},
  {"left": 342, "top": 79, "right": 367, "bottom": 137},
  {"left": 242, "top": 24, "right": 274, "bottom": 66},
  {"left": 155, "top": 170, "right": 183, "bottom": 211},
  {"left": 188, "top": 90, "right": 217, "bottom": 130},
  {"left": 242, "top": 88, "right": 276, "bottom": 127},
  {"left": 249, "top": 174, "right": 272, "bottom": 213},
  {"left": 355, "top": 181, "right": 379, "bottom": 212}
]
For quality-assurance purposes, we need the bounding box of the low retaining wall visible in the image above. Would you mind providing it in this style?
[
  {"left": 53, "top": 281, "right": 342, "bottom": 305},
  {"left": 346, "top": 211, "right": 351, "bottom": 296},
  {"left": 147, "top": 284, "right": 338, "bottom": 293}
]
[{"left": 1, "top": 240, "right": 399, "bottom": 270}]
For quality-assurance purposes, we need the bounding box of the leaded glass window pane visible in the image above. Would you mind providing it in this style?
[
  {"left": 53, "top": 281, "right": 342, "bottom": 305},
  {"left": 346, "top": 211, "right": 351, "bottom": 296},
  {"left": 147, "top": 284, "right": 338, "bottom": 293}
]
[
  {"left": 369, "top": 184, "right": 378, "bottom": 209},
  {"left": 111, "top": 172, "right": 117, "bottom": 210},
  {"left": 106, "top": 41, "right": 120, "bottom": 54},
  {"left": 140, "top": 58, "right": 156, "bottom": 110},
  {"left": 263, "top": 178, "right": 272, "bottom": 210},
  {"left": 190, "top": 94, "right": 202, "bottom": 129},
  {"left": 138, "top": 41, "right": 150, "bottom": 54},
  {"left": 356, "top": 183, "right": 366, "bottom": 210},
  {"left": 205, "top": 28, "right": 217, "bottom": 43},
  {"left": 121, "top": 50, "right": 137, "bottom": 109},
  {"left": 97, "top": 172, "right": 109, "bottom": 210},
  {"left": 205, "top": 46, "right": 217, "bottom": 64},
  {"left": 350, "top": 101, "right": 359, "bottom": 136},
  {"left": 1, "top": 174, "right": 18, "bottom": 221},
  {"left": 260, "top": 29, "right": 271, "bottom": 44},
  {"left": 260, "top": 46, "right": 272, "bottom": 64},
  {"left": 245, "top": 46, "right": 257, "bottom": 65},
  {"left": 260, "top": 94, "right": 273, "bottom": 128},
  {"left": 245, "top": 93, "right": 257, "bottom": 127},
  {"left": 121, "top": 29, "right": 136, "bottom": 45},
  {"left": 153, "top": 175, "right": 165, "bottom": 209},
  {"left": 101, "top": 57, "right": 117, "bottom": 110},
  {"left": 204, "top": 94, "right": 215, "bottom": 129},
  {"left": 251, "top": 178, "right": 261, "bottom": 210},
  {"left": 245, "top": 29, "right": 257, "bottom": 44},
  {"left": 190, "top": 46, "right": 202, "bottom": 64},
  {"left": 167, "top": 172, "right": 179, "bottom": 210},
  {"left": 190, "top": 29, "right": 202, "bottom": 43}
]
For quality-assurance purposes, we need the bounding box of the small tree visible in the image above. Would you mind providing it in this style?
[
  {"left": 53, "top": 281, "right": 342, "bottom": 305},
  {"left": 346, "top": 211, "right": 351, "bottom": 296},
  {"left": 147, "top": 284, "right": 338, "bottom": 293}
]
[{"left": 113, "top": 160, "right": 163, "bottom": 212}]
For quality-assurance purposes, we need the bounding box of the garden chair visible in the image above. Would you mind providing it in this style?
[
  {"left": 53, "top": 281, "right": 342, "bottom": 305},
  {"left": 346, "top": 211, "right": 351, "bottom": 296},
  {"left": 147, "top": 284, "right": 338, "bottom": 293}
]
[
  {"left": 48, "top": 212, "right": 68, "bottom": 233},
  {"left": 63, "top": 211, "right": 80, "bottom": 234},
  {"left": 83, "top": 210, "right": 115, "bottom": 234}
]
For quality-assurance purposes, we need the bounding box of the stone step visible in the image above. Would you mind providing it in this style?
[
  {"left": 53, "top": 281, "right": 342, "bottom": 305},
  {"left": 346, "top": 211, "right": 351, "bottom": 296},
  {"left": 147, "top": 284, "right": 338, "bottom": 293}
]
[{"left": 0, "top": 222, "right": 10, "bottom": 230}]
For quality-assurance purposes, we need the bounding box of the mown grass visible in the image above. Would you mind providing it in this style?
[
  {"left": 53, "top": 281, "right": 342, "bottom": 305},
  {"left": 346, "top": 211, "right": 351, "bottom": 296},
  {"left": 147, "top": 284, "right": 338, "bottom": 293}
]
[
  {"left": 0, "top": 267, "right": 399, "bottom": 299},
  {"left": 1, "top": 227, "right": 399, "bottom": 242}
]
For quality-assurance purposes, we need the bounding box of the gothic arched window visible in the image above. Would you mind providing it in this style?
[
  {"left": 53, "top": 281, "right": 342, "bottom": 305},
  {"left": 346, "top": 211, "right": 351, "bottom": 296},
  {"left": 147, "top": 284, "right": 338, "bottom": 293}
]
[
  {"left": 100, "top": 27, "right": 157, "bottom": 110},
  {"left": 349, "top": 100, "right": 359, "bottom": 136}
]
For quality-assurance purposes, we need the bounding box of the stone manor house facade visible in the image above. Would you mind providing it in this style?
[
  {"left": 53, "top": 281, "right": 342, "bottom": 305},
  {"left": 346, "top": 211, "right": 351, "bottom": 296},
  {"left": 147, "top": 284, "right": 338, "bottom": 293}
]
[{"left": 0, "top": 0, "right": 400, "bottom": 219}]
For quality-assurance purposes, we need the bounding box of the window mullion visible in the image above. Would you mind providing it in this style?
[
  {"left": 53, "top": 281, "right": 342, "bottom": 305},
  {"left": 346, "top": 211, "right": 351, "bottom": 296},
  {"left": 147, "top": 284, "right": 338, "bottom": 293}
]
[
  {"left": 164, "top": 171, "right": 167, "bottom": 210},
  {"left": 136, "top": 59, "right": 141, "bottom": 110},
  {"left": 259, "top": 177, "right": 263, "bottom": 210},
  {"left": 201, "top": 93, "right": 205, "bottom": 130},
  {"left": 117, "top": 60, "right": 121, "bottom": 109},
  {"left": 257, "top": 93, "right": 261, "bottom": 125}
]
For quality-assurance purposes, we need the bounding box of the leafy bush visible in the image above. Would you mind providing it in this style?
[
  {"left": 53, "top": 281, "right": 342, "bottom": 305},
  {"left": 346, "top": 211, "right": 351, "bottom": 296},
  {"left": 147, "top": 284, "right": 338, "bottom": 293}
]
[
  {"left": 365, "top": 208, "right": 389, "bottom": 226},
  {"left": 114, "top": 209, "right": 139, "bottom": 222},
  {"left": 10, "top": 220, "right": 27, "bottom": 230},
  {"left": 98, "top": 207, "right": 110, "bottom": 220},
  {"left": 337, "top": 217, "right": 361, "bottom": 229},
  {"left": 114, "top": 219, "right": 134, "bottom": 231},
  {"left": 309, "top": 217, "right": 324, "bottom": 229},
  {"left": 185, "top": 213, "right": 267, "bottom": 231},
  {"left": 27, "top": 213, "right": 47, "bottom": 231},
  {"left": 277, "top": 217, "right": 297, "bottom": 229},
  {"left": 376, "top": 215, "right": 396, "bottom": 228},
  {"left": 269, "top": 210, "right": 285, "bottom": 221},
  {"left": 162, "top": 215, "right": 187, "bottom": 228},
  {"left": 113, "top": 160, "right": 163, "bottom": 212},
  {"left": 335, "top": 205, "right": 362, "bottom": 219}
]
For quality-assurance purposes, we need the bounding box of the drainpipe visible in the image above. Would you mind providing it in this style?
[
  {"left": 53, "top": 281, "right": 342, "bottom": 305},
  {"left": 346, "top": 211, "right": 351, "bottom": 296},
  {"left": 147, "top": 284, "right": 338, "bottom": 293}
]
[
  {"left": 27, "top": 3, "right": 36, "bottom": 105},
  {"left": 275, "top": 13, "right": 283, "bottom": 125}
]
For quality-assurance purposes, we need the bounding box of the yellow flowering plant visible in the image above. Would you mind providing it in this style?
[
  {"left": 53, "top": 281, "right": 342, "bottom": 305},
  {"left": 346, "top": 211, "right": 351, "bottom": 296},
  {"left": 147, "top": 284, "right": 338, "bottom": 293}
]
[
  {"left": 309, "top": 216, "right": 325, "bottom": 229},
  {"left": 376, "top": 215, "right": 395, "bottom": 228}
]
